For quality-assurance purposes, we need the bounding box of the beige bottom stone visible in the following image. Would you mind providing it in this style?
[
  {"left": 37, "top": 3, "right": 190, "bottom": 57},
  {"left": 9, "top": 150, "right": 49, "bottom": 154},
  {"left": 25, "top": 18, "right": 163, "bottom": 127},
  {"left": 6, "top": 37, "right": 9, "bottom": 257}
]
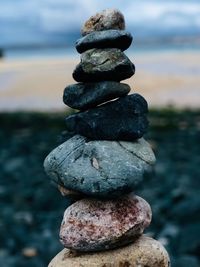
[{"left": 48, "top": 235, "right": 170, "bottom": 267}]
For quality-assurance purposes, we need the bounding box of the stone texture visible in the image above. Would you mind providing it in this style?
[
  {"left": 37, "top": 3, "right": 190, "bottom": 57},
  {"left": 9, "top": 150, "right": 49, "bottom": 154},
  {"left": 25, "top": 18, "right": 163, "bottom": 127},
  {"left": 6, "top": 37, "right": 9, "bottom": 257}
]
[
  {"left": 60, "top": 195, "right": 152, "bottom": 251},
  {"left": 81, "top": 9, "right": 125, "bottom": 36},
  {"left": 43, "top": 135, "right": 155, "bottom": 198},
  {"left": 48, "top": 235, "right": 170, "bottom": 267},
  {"left": 63, "top": 81, "right": 130, "bottom": 110},
  {"left": 76, "top": 30, "right": 132, "bottom": 53},
  {"left": 73, "top": 48, "right": 135, "bottom": 82},
  {"left": 65, "top": 94, "right": 148, "bottom": 141},
  {"left": 57, "top": 185, "right": 83, "bottom": 200}
]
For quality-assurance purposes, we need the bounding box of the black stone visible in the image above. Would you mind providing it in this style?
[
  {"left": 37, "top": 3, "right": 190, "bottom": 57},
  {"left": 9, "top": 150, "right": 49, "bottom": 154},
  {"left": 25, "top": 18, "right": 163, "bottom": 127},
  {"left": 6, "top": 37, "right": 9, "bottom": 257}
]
[
  {"left": 76, "top": 30, "right": 133, "bottom": 53},
  {"left": 63, "top": 81, "right": 131, "bottom": 110},
  {"left": 65, "top": 94, "right": 148, "bottom": 141},
  {"left": 73, "top": 48, "right": 135, "bottom": 82}
]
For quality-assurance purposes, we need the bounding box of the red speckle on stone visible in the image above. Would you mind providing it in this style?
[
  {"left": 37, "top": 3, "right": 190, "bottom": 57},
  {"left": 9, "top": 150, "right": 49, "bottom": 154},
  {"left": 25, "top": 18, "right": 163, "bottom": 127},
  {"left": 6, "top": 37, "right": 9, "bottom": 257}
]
[{"left": 59, "top": 194, "right": 152, "bottom": 251}]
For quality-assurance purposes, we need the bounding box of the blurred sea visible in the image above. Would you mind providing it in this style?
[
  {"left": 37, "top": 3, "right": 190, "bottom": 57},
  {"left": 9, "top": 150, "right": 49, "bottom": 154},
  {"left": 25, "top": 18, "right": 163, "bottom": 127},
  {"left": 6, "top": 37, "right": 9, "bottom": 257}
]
[{"left": 0, "top": 0, "right": 200, "bottom": 58}]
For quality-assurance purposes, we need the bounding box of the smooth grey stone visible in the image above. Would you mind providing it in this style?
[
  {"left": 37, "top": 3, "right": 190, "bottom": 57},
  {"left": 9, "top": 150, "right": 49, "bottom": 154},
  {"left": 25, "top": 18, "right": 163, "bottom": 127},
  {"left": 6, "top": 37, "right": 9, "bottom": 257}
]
[
  {"left": 76, "top": 30, "right": 132, "bottom": 53},
  {"left": 63, "top": 81, "right": 130, "bottom": 110},
  {"left": 65, "top": 94, "right": 148, "bottom": 141},
  {"left": 81, "top": 9, "right": 125, "bottom": 36},
  {"left": 73, "top": 48, "right": 135, "bottom": 82},
  {"left": 44, "top": 135, "right": 156, "bottom": 198}
]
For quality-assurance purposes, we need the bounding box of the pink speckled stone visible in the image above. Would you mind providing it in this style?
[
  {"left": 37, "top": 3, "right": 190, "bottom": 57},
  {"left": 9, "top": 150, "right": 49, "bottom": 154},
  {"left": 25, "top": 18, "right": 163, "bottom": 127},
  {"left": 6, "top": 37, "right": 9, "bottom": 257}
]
[{"left": 59, "top": 194, "right": 152, "bottom": 252}]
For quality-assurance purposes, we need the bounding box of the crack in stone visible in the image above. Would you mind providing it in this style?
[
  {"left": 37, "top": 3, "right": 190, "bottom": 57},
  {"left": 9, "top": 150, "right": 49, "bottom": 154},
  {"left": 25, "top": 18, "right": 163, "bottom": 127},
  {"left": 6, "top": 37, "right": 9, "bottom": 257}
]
[
  {"left": 57, "top": 139, "right": 85, "bottom": 168},
  {"left": 92, "top": 16, "right": 101, "bottom": 26},
  {"left": 98, "top": 58, "right": 111, "bottom": 66},
  {"left": 118, "top": 141, "right": 151, "bottom": 165}
]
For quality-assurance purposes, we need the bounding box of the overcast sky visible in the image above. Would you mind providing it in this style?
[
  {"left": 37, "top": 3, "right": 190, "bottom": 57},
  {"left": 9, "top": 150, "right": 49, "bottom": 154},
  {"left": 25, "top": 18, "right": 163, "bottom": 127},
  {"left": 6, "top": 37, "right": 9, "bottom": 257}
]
[{"left": 0, "top": 0, "right": 200, "bottom": 46}]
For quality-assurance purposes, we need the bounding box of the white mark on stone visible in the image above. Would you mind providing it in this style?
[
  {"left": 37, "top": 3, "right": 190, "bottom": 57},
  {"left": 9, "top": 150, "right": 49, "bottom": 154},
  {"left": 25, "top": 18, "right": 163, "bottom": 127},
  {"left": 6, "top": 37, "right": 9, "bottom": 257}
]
[{"left": 92, "top": 157, "right": 99, "bottom": 169}]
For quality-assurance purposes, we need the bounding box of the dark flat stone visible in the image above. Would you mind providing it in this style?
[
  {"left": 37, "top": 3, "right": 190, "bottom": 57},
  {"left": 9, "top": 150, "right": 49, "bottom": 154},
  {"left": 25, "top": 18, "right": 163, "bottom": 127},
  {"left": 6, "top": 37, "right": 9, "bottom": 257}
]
[
  {"left": 76, "top": 30, "right": 132, "bottom": 53},
  {"left": 73, "top": 48, "right": 135, "bottom": 82},
  {"left": 63, "top": 81, "right": 131, "bottom": 110},
  {"left": 65, "top": 94, "right": 148, "bottom": 141}
]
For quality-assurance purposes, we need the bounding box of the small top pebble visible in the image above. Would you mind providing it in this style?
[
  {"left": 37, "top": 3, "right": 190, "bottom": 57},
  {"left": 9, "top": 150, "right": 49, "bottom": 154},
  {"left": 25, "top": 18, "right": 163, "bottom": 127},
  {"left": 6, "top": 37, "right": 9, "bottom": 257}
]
[{"left": 81, "top": 9, "right": 125, "bottom": 36}]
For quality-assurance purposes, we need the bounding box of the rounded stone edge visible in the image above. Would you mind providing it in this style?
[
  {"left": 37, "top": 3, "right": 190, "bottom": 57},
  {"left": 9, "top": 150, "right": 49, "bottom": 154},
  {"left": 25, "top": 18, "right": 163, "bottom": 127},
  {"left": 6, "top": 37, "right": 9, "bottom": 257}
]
[
  {"left": 72, "top": 51, "right": 135, "bottom": 83},
  {"left": 48, "top": 235, "right": 170, "bottom": 267},
  {"left": 81, "top": 9, "right": 125, "bottom": 36},
  {"left": 59, "top": 195, "right": 152, "bottom": 252},
  {"left": 62, "top": 81, "right": 131, "bottom": 110},
  {"left": 76, "top": 30, "right": 133, "bottom": 53}
]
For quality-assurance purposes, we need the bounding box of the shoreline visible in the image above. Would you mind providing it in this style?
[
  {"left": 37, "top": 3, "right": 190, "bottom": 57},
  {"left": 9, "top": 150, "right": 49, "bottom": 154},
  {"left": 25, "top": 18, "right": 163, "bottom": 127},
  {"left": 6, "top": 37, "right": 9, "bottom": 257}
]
[{"left": 0, "top": 50, "right": 200, "bottom": 111}]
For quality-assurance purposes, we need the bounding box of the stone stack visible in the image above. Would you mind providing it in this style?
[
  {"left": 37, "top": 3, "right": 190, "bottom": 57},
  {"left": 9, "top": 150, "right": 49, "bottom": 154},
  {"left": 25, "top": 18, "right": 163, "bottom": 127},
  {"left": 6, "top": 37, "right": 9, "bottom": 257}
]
[{"left": 44, "top": 9, "right": 170, "bottom": 267}]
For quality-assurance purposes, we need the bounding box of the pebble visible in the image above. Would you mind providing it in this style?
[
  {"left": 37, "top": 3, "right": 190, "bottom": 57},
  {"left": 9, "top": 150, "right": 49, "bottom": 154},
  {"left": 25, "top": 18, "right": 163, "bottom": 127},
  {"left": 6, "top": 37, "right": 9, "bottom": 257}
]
[
  {"left": 65, "top": 94, "right": 148, "bottom": 140},
  {"left": 43, "top": 135, "right": 155, "bottom": 198},
  {"left": 48, "top": 235, "right": 170, "bottom": 267},
  {"left": 63, "top": 81, "right": 130, "bottom": 110},
  {"left": 59, "top": 195, "right": 152, "bottom": 251},
  {"left": 73, "top": 48, "right": 135, "bottom": 82},
  {"left": 76, "top": 30, "right": 132, "bottom": 53},
  {"left": 81, "top": 9, "right": 125, "bottom": 36},
  {"left": 22, "top": 247, "right": 37, "bottom": 258}
]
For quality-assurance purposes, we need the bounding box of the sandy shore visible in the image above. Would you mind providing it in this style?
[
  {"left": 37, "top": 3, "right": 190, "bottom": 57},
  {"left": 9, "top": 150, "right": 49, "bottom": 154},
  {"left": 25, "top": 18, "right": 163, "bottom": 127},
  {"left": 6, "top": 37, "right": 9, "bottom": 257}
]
[{"left": 0, "top": 50, "right": 199, "bottom": 111}]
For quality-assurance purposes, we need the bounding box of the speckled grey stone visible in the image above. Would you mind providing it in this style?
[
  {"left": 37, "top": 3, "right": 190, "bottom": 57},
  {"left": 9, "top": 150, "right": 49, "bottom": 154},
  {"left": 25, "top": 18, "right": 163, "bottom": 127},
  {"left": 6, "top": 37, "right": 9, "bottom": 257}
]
[
  {"left": 63, "top": 81, "right": 130, "bottom": 110},
  {"left": 65, "top": 94, "right": 148, "bottom": 141},
  {"left": 73, "top": 48, "right": 135, "bottom": 82},
  {"left": 76, "top": 30, "right": 132, "bottom": 53},
  {"left": 81, "top": 9, "right": 125, "bottom": 36},
  {"left": 60, "top": 195, "right": 152, "bottom": 251},
  {"left": 43, "top": 135, "right": 156, "bottom": 198}
]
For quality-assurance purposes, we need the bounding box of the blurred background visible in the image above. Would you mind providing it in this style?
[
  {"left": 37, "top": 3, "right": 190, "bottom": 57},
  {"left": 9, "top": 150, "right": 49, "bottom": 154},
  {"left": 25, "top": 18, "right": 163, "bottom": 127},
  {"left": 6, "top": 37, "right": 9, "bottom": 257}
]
[{"left": 0, "top": 0, "right": 200, "bottom": 266}]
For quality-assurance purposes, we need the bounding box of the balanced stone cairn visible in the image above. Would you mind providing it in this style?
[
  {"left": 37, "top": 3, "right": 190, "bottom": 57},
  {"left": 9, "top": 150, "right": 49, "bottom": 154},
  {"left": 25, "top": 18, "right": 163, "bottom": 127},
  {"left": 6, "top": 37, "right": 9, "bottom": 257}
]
[{"left": 44, "top": 9, "right": 170, "bottom": 267}]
